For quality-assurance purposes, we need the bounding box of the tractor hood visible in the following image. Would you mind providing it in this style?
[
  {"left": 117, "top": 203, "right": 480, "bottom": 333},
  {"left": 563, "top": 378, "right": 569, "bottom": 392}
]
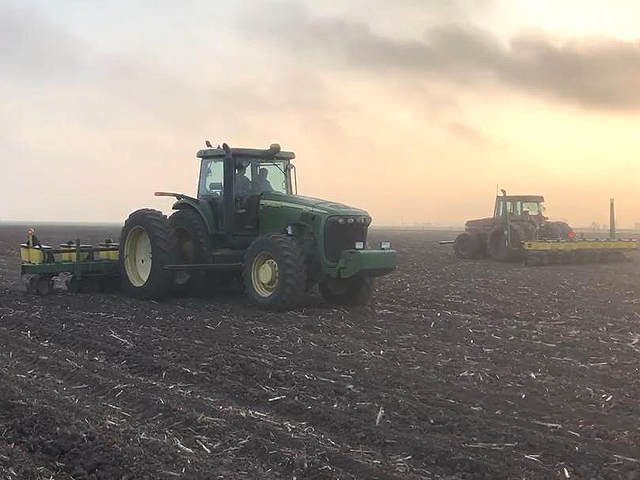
[
  {"left": 465, "top": 217, "right": 495, "bottom": 229},
  {"left": 260, "top": 192, "right": 368, "bottom": 216}
]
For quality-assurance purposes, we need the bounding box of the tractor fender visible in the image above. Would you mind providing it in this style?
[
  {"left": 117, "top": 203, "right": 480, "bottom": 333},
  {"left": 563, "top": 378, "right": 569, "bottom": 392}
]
[{"left": 171, "top": 198, "right": 217, "bottom": 235}]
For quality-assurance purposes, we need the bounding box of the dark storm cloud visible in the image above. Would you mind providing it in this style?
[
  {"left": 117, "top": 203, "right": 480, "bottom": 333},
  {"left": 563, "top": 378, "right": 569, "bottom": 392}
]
[
  {"left": 499, "top": 32, "right": 640, "bottom": 109},
  {"left": 241, "top": 1, "right": 640, "bottom": 110}
]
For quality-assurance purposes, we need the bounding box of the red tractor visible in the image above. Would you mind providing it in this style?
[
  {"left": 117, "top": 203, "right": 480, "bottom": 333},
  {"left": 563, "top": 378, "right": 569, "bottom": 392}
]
[{"left": 455, "top": 191, "right": 574, "bottom": 261}]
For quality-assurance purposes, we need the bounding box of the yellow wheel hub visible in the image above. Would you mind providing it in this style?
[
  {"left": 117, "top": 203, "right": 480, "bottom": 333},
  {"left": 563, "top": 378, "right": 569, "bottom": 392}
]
[
  {"left": 251, "top": 253, "right": 279, "bottom": 297},
  {"left": 124, "top": 226, "right": 152, "bottom": 287}
]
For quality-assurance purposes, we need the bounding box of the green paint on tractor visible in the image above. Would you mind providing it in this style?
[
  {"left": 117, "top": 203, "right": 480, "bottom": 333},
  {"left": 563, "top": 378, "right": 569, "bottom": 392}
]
[{"left": 118, "top": 142, "right": 397, "bottom": 309}]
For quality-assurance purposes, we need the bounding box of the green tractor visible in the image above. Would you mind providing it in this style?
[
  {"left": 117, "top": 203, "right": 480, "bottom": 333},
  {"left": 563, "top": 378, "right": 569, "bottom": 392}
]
[{"left": 119, "top": 143, "right": 396, "bottom": 309}]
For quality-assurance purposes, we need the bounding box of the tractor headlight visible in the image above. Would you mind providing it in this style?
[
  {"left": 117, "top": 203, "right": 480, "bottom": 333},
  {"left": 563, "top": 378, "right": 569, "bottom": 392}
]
[
  {"left": 380, "top": 241, "right": 392, "bottom": 250},
  {"left": 331, "top": 215, "right": 371, "bottom": 225}
]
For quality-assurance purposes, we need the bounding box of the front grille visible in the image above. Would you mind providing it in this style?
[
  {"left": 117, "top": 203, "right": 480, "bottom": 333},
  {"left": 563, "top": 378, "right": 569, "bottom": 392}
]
[{"left": 324, "top": 218, "right": 368, "bottom": 263}]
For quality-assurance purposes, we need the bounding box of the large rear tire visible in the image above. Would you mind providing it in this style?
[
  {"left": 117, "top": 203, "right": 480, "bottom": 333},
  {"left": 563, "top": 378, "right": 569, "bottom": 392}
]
[
  {"left": 243, "top": 234, "right": 306, "bottom": 310},
  {"left": 319, "top": 276, "right": 374, "bottom": 306},
  {"left": 169, "top": 208, "right": 210, "bottom": 296},
  {"left": 487, "top": 224, "right": 523, "bottom": 262},
  {"left": 119, "top": 209, "right": 176, "bottom": 300},
  {"left": 454, "top": 232, "right": 481, "bottom": 259}
]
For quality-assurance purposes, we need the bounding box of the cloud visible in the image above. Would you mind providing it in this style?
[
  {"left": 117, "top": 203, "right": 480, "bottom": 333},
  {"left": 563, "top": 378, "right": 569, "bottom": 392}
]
[
  {"left": 500, "top": 31, "right": 640, "bottom": 109},
  {"left": 239, "top": 1, "right": 640, "bottom": 110},
  {"left": 0, "top": 3, "right": 91, "bottom": 81},
  {"left": 0, "top": 1, "right": 353, "bottom": 141},
  {"left": 446, "top": 122, "right": 490, "bottom": 145}
]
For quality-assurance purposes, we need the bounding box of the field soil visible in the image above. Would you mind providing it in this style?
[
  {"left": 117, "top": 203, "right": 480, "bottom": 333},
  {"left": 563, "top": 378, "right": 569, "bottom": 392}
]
[{"left": 1, "top": 224, "right": 640, "bottom": 479}]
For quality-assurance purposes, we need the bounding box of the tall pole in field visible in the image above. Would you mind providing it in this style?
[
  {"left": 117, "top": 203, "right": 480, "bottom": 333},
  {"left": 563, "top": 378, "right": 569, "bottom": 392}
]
[{"left": 609, "top": 198, "right": 616, "bottom": 239}]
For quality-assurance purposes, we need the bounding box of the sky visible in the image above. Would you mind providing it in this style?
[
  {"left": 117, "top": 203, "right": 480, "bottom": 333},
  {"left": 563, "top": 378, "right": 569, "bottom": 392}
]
[{"left": 1, "top": 0, "right": 640, "bottom": 227}]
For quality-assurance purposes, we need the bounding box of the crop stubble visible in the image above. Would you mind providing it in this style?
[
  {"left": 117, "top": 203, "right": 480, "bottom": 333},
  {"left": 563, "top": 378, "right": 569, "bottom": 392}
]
[{"left": 1, "top": 224, "right": 639, "bottom": 479}]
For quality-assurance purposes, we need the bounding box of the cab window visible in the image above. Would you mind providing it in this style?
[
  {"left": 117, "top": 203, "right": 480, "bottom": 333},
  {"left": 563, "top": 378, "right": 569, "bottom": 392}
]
[
  {"left": 199, "top": 159, "right": 224, "bottom": 197},
  {"left": 496, "top": 200, "right": 516, "bottom": 217},
  {"left": 250, "top": 161, "right": 289, "bottom": 194},
  {"left": 522, "top": 202, "right": 542, "bottom": 215}
]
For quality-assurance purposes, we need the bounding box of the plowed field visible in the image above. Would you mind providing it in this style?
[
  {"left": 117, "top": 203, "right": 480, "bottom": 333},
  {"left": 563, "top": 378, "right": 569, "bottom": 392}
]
[{"left": 1, "top": 224, "right": 640, "bottom": 479}]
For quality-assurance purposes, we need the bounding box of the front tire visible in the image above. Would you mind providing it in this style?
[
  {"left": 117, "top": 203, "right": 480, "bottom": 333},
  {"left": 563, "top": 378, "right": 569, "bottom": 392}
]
[
  {"left": 319, "top": 276, "right": 374, "bottom": 306},
  {"left": 119, "top": 209, "right": 176, "bottom": 300},
  {"left": 243, "top": 234, "right": 306, "bottom": 310}
]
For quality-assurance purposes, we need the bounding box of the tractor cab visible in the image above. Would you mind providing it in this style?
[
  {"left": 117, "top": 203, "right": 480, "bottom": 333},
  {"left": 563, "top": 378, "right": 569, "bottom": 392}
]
[
  {"left": 197, "top": 147, "right": 295, "bottom": 199},
  {"left": 494, "top": 194, "right": 546, "bottom": 224},
  {"left": 195, "top": 143, "right": 296, "bottom": 235}
]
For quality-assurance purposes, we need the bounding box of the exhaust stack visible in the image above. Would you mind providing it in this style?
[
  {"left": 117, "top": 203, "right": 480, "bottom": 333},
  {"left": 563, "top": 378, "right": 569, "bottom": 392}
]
[{"left": 610, "top": 198, "right": 616, "bottom": 239}]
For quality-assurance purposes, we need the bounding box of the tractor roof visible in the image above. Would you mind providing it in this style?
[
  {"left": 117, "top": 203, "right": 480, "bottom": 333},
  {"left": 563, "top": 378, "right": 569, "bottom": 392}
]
[
  {"left": 196, "top": 147, "right": 295, "bottom": 161},
  {"left": 498, "top": 195, "right": 545, "bottom": 202}
]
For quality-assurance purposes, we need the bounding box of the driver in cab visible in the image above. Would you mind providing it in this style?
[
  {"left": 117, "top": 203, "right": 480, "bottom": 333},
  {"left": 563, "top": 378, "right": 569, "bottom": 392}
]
[
  {"left": 253, "top": 168, "right": 273, "bottom": 194},
  {"left": 235, "top": 164, "right": 252, "bottom": 198}
]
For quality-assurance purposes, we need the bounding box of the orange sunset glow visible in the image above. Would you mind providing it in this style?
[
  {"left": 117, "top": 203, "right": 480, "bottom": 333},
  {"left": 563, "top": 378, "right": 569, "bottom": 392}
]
[{"left": 1, "top": 0, "right": 640, "bottom": 227}]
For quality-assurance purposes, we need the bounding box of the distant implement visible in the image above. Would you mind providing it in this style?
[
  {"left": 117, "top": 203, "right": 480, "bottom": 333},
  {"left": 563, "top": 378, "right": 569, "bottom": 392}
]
[{"left": 444, "top": 191, "right": 637, "bottom": 265}]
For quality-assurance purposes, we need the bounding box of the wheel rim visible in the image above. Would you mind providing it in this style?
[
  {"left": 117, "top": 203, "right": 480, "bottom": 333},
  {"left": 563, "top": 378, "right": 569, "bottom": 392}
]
[
  {"left": 251, "top": 253, "right": 279, "bottom": 297},
  {"left": 124, "top": 226, "right": 152, "bottom": 287}
]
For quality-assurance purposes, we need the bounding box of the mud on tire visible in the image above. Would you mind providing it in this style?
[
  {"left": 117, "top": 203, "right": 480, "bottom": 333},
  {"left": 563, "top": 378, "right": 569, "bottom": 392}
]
[
  {"left": 119, "top": 209, "right": 176, "bottom": 300},
  {"left": 454, "top": 232, "right": 482, "bottom": 259},
  {"left": 243, "top": 234, "right": 306, "bottom": 310},
  {"left": 169, "top": 208, "right": 210, "bottom": 296},
  {"left": 487, "top": 223, "right": 524, "bottom": 262},
  {"left": 319, "top": 276, "right": 374, "bottom": 306}
]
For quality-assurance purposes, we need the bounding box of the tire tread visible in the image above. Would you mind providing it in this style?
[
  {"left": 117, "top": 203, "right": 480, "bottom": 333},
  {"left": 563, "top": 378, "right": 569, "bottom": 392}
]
[
  {"left": 243, "top": 234, "right": 306, "bottom": 310},
  {"left": 119, "top": 209, "right": 176, "bottom": 300}
]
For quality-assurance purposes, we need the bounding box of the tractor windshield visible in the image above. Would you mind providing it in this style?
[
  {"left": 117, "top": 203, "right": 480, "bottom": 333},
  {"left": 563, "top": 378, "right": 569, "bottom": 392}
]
[
  {"left": 521, "top": 201, "right": 543, "bottom": 216},
  {"left": 198, "top": 157, "right": 292, "bottom": 199},
  {"left": 495, "top": 198, "right": 545, "bottom": 218},
  {"left": 249, "top": 161, "right": 289, "bottom": 195}
]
